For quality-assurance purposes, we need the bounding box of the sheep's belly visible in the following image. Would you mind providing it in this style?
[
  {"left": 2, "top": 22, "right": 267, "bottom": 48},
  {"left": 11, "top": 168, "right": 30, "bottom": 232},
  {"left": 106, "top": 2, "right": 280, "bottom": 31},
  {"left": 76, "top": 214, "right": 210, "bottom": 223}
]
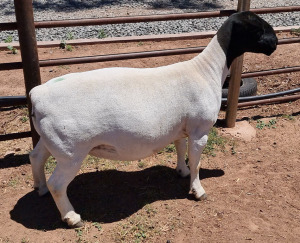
[{"left": 88, "top": 144, "right": 163, "bottom": 161}]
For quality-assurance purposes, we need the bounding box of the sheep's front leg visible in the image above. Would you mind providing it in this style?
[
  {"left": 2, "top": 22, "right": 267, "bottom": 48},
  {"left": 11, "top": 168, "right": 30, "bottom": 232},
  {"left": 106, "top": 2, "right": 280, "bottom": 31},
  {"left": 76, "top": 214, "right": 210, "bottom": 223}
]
[
  {"left": 29, "top": 139, "right": 51, "bottom": 196},
  {"left": 175, "top": 138, "right": 190, "bottom": 177},
  {"left": 188, "top": 133, "right": 209, "bottom": 200},
  {"left": 47, "top": 156, "right": 85, "bottom": 228}
]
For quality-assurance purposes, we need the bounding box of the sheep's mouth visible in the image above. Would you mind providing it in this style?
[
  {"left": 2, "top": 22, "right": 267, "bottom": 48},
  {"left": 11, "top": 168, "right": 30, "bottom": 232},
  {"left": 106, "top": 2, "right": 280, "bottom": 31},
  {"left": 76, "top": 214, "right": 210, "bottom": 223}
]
[
  {"left": 263, "top": 43, "right": 277, "bottom": 56},
  {"left": 264, "top": 49, "right": 276, "bottom": 56},
  {"left": 251, "top": 44, "right": 276, "bottom": 56}
]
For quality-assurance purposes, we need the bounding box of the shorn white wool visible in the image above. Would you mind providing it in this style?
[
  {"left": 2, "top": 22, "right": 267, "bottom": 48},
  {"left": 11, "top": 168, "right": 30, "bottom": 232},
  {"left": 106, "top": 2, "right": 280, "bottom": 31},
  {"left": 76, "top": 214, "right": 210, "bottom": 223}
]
[{"left": 29, "top": 12, "right": 277, "bottom": 227}]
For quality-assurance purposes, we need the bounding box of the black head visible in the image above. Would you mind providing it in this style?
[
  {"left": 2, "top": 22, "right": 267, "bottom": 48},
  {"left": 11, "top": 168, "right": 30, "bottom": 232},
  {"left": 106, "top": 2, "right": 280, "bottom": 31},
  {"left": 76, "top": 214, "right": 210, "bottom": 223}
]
[{"left": 217, "top": 11, "right": 278, "bottom": 68}]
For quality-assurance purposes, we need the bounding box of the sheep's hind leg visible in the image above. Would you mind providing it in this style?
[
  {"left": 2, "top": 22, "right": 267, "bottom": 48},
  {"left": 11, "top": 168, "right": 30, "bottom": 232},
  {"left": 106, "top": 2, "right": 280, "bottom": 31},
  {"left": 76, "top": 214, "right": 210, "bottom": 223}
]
[
  {"left": 175, "top": 138, "right": 190, "bottom": 177},
  {"left": 29, "top": 139, "right": 51, "bottom": 196},
  {"left": 188, "top": 132, "right": 209, "bottom": 200},
  {"left": 47, "top": 154, "right": 86, "bottom": 228}
]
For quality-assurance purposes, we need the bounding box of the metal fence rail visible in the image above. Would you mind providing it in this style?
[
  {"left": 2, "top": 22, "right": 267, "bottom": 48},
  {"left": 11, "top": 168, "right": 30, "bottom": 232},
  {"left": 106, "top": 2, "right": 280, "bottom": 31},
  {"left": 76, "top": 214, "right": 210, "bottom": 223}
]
[
  {"left": 1, "top": 37, "right": 299, "bottom": 71},
  {"left": 1, "top": 6, "right": 300, "bottom": 31}
]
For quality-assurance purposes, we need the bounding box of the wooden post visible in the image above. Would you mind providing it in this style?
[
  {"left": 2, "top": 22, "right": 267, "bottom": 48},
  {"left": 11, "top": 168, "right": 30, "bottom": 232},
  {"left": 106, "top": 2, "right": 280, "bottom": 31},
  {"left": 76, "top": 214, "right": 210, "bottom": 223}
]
[
  {"left": 14, "top": 0, "right": 41, "bottom": 147},
  {"left": 225, "top": 0, "right": 251, "bottom": 128}
]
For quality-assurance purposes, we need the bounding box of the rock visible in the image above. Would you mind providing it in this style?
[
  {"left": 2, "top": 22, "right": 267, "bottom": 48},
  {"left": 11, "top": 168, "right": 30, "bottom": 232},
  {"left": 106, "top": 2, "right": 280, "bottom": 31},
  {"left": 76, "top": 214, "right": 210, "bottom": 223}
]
[{"left": 221, "top": 121, "right": 256, "bottom": 142}]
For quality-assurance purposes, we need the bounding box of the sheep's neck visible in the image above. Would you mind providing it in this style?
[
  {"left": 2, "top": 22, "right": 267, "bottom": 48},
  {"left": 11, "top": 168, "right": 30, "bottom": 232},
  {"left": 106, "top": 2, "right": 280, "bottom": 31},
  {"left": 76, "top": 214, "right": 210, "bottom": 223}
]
[{"left": 192, "top": 36, "right": 229, "bottom": 87}]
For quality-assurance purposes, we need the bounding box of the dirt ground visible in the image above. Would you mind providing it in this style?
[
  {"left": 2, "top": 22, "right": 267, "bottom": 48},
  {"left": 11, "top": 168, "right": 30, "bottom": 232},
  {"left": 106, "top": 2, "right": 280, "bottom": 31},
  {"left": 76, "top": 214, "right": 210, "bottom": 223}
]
[{"left": 0, "top": 32, "right": 299, "bottom": 242}]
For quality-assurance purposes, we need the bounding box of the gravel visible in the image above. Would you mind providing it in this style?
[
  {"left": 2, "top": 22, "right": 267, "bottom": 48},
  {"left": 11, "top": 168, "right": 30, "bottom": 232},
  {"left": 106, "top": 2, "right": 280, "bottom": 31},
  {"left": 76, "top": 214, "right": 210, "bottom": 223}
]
[{"left": 0, "top": 0, "right": 299, "bottom": 42}]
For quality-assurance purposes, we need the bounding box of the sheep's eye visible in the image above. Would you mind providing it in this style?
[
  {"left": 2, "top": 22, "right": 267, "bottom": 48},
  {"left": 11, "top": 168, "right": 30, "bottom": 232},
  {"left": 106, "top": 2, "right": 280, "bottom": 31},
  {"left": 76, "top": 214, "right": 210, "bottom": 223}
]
[{"left": 256, "top": 30, "right": 264, "bottom": 38}]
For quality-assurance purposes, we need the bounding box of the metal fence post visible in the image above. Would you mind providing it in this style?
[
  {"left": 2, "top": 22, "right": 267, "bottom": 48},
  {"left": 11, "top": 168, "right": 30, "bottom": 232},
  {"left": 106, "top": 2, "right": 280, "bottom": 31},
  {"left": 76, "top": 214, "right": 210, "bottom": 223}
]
[
  {"left": 14, "top": 0, "right": 41, "bottom": 147},
  {"left": 225, "top": 0, "right": 251, "bottom": 127}
]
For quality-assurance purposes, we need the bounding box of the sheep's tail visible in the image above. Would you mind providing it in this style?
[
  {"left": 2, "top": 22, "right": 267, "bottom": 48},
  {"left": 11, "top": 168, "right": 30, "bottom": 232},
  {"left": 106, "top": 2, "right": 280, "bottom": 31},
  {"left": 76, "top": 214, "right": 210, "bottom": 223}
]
[
  {"left": 29, "top": 90, "right": 35, "bottom": 119},
  {"left": 28, "top": 87, "right": 41, "bottom": 135}
]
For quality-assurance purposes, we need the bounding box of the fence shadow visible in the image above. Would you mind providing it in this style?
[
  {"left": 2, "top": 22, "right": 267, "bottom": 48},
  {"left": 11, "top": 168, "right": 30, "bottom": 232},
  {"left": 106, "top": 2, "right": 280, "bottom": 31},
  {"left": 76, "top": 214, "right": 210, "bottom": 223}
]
[
  {"left": 215, "top": 111, "right": 300, "bottom": 127},
  {"left": 149, "top": 0, "right": 223, "bottom": 10},
  {"left": 0, "top": 154, "right": 30, "bottom": 169},
  {"left": 10, "top": 165, "right": 224, "bottom": 230},
  {"left": 1, "top": 0, "right": 224, "bottom": 15}
]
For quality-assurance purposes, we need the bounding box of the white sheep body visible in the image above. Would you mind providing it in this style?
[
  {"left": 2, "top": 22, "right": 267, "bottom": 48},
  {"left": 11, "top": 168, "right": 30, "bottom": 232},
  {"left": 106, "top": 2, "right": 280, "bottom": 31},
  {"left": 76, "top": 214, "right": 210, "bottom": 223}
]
[
  {"left": 31, "top": 36, "right": 227, "bottom": 162},
  {"left": 29, "top": 12, "right": 277, "bottom": 228}
]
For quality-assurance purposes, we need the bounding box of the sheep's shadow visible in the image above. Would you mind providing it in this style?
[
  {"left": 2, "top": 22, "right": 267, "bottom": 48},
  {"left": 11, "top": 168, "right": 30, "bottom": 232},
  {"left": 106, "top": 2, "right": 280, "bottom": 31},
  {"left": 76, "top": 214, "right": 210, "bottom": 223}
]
[{"left": 10, "top": 165, "right": 224, "bottom": 230}]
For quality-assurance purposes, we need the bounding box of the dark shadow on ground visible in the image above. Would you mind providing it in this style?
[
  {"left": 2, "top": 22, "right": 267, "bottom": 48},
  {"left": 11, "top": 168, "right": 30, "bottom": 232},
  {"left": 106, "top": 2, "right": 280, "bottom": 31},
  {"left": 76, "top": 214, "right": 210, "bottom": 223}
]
[
  {"left": 1, "top": 0, "right": 224, "bottom": 15},
  {"left": 10, "top": 165, "right": 224, "bottom": 230},
  {"left": 216, "top": 111, "right": 300, "bottom": 127},
  {"left": 149, "top": 0, "right": 222, "bottom": 10},
  {"left": 0, "top": 154, "right": 30, "bottom": 169},
  {"left": 245, "top": 111, "right": 300, "bottom": 121}
]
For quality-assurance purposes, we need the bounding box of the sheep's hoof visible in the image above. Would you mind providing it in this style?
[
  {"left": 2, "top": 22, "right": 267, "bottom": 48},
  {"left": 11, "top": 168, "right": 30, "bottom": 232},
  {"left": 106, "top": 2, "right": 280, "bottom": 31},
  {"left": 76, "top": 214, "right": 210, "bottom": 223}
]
[
  {"left": 34, "top": 185, "right": 49, "bottom": 196},
  {"left": 64, "top": 211, "right": 82, "bottom": 228},
  {"left": 191, "top": 188, "right": 207, "bottom": 201},
  {"left": 198, "top": 193, "right": 207, "bottom": 201},
  {"left": 193, "top": 192, "right": 207, "bottom": 201},
  {"left": 176, "top": 167, "right": 190, "bottom": 178},
  {"left": 38, "top": 185, "right": 49, "bottom": 197},
  {"left": 69, "top": 220, "right": 84, "bottom": 229}
]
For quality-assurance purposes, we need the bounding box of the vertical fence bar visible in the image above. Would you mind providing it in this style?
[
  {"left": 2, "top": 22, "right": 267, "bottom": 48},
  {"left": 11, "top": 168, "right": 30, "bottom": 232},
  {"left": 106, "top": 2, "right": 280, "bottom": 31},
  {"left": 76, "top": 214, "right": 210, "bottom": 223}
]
[
  {"left": 14, "top": 0, "right": 41, "bottom": 147},
  {"left": 225, "top": 0, "right": 251, "bottom": 127}
]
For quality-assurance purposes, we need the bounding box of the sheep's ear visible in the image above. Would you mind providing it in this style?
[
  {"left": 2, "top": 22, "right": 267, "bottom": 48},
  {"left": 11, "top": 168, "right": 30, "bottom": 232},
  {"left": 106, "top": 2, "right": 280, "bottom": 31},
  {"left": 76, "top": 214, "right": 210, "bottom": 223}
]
[
  {"left": 231, "top": 18, "right": 249, "bottom": 40},
  {"left": 232, "top": 15, "right": 263, "bottom": 41}
]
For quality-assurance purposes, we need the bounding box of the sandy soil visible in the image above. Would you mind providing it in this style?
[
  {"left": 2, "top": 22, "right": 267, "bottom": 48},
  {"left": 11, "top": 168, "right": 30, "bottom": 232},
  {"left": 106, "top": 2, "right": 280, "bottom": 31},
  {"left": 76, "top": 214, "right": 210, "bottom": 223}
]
[{"left": 0, "top": 32, "right": 299, "bottom": 242}]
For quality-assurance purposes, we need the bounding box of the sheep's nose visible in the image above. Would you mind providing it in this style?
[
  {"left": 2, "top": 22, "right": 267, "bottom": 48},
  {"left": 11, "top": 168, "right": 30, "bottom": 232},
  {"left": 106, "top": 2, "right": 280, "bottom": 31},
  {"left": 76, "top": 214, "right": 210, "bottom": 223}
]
[
  {"left": 260, "top": 34, "right": 278, "bottom": 55},
  {"left": 268, "top": 36, "right": 278, "bottom": 50}
]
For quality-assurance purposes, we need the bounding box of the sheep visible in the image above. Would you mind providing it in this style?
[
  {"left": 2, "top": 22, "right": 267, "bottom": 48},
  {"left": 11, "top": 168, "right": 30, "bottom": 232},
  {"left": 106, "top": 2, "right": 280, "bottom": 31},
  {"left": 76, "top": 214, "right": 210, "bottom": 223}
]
[{"left": 29, "top": 11, "right": 277, "bottom": 228}]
